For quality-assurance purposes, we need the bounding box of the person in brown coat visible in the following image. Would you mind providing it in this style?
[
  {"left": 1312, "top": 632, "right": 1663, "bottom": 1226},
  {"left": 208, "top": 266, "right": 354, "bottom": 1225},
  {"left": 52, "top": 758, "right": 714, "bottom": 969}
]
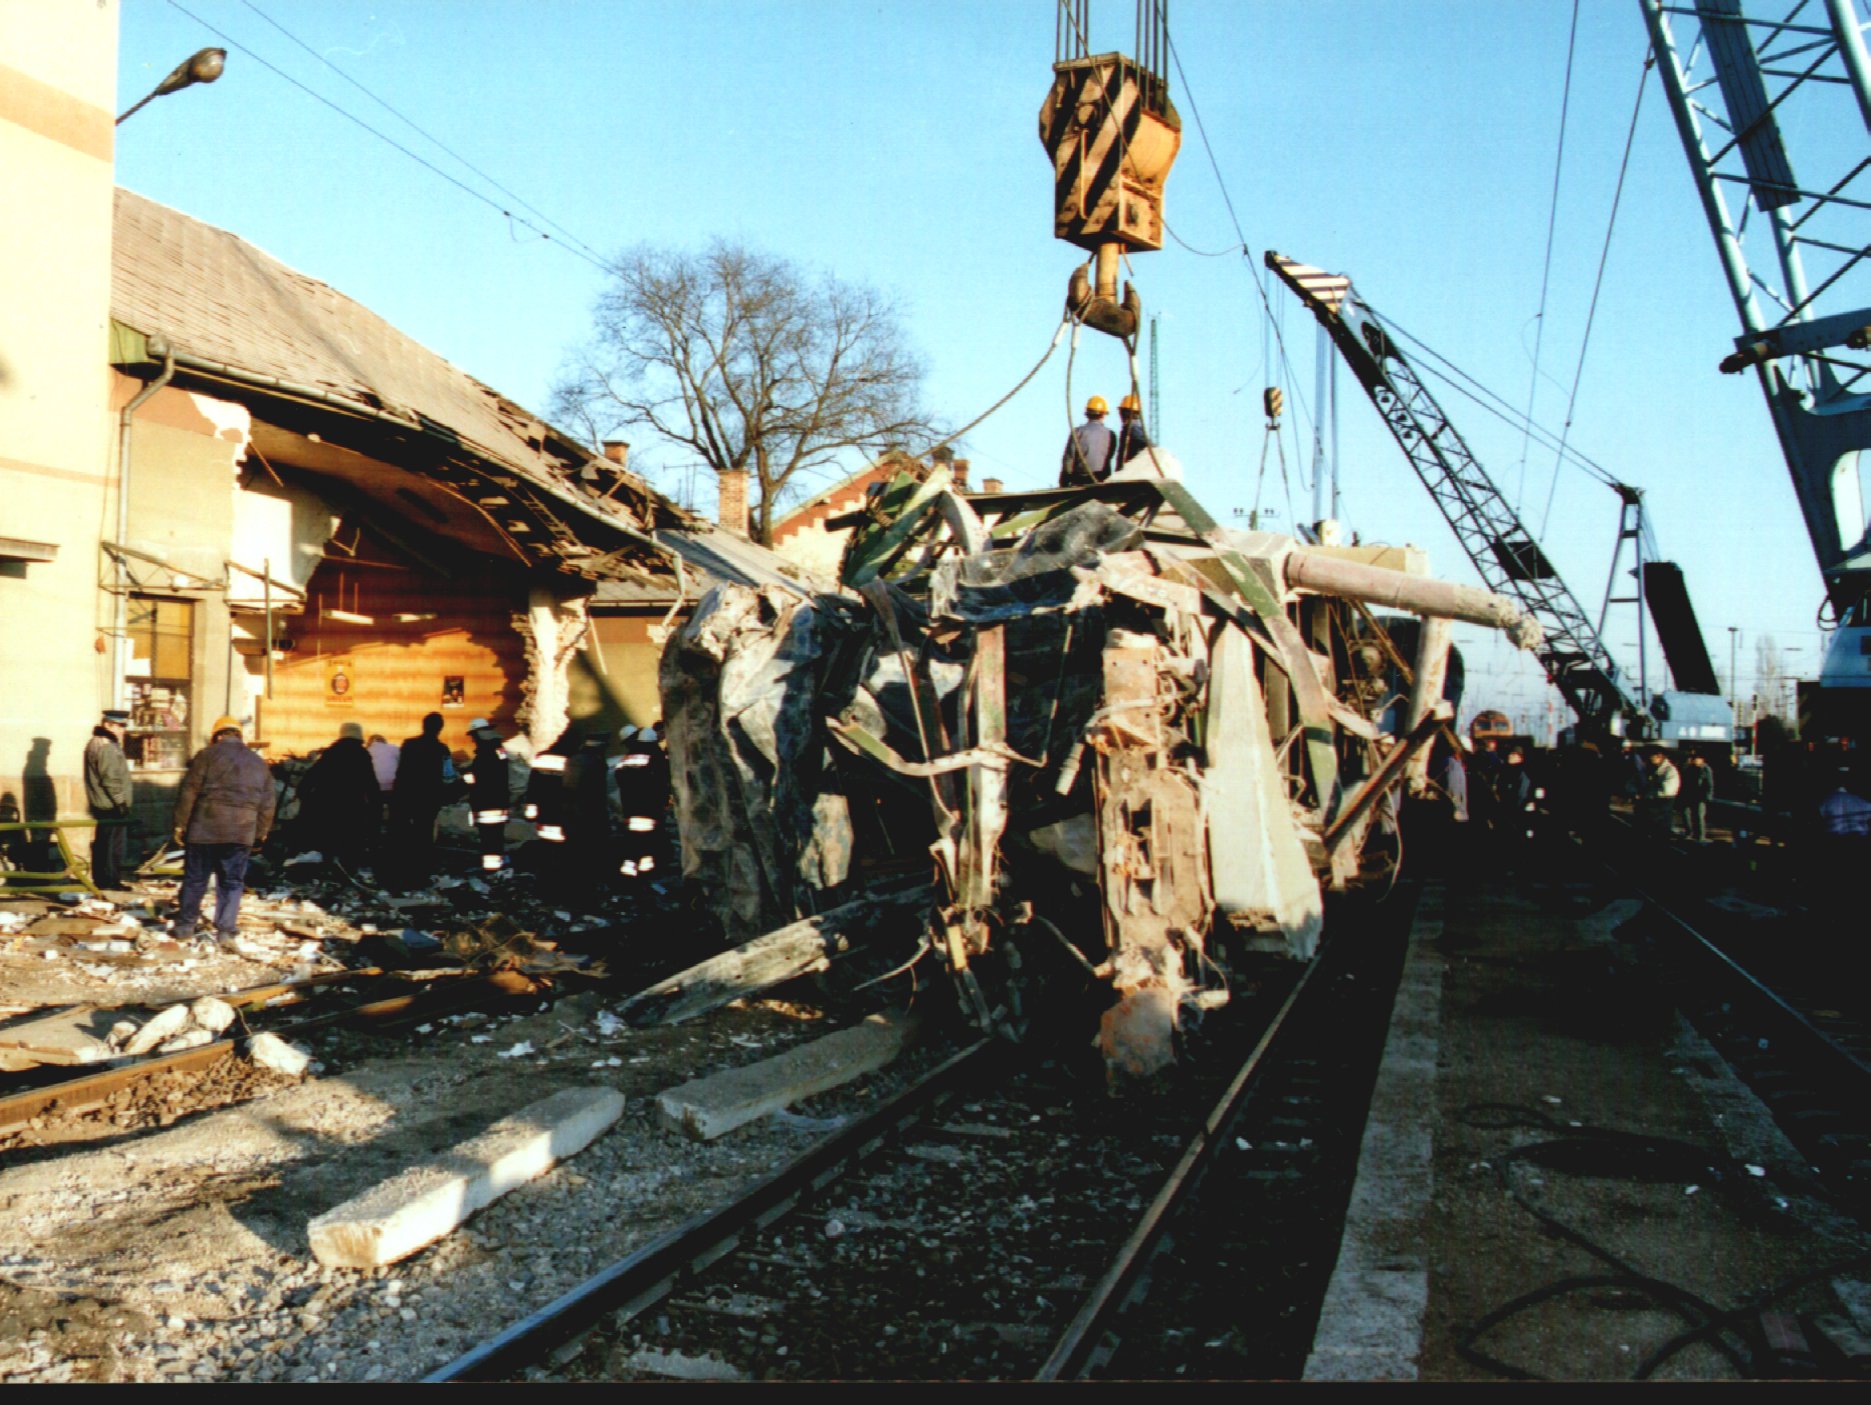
[{"left": 171, "top": 715, "right": 275, "bottom": 944}]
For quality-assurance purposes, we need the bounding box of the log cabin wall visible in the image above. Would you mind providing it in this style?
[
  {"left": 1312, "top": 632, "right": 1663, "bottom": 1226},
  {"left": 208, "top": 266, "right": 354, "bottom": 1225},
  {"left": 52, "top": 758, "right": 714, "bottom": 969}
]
[{"left": 256, "top": 535, "right": 530, "bottom": 760}]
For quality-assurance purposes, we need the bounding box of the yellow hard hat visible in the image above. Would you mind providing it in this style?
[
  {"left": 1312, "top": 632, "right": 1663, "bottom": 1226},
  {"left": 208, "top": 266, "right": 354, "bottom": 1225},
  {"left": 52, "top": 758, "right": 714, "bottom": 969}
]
[
  {"left": 1119, "top": 393, "right": 1141, "bottom": 412},
  {"left": 1085, "top": 395, "right": 1108, "bottom": 415},
  {"left": 210, "top": 715, "right": 242, "bottom": 738}
]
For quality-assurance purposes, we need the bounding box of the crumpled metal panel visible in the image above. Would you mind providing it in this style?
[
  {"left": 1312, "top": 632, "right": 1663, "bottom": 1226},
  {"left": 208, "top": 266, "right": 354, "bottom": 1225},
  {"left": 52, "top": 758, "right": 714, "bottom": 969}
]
[{"left": 660, "top": 584, "right": 856, "bottom": 943}]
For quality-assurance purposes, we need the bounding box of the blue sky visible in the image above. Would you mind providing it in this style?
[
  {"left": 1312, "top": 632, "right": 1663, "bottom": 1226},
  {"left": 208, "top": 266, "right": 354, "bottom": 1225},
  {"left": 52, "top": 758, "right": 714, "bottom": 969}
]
[{"left": 114, "top": 1, "right": 1842, "bottom": 732}]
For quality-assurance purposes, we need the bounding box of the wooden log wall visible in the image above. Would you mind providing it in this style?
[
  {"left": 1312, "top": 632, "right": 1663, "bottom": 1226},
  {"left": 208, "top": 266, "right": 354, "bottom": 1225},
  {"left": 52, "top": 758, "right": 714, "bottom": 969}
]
[{"left": 256, "top": 547, "right": 529, "bottom": 759}]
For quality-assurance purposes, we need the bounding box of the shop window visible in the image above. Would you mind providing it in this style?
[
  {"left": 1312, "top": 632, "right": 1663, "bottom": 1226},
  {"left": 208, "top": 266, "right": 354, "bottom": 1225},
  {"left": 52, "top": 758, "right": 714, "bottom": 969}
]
[{"left": 125, "top": 596, "right": 194, "bottom": 770}]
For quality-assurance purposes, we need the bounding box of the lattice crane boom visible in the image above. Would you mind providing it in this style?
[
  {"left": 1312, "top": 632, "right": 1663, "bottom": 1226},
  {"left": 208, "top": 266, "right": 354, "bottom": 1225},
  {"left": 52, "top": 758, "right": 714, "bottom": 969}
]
[{"left": 1267, "top": 253, "right": 1649, "bottom": 741}]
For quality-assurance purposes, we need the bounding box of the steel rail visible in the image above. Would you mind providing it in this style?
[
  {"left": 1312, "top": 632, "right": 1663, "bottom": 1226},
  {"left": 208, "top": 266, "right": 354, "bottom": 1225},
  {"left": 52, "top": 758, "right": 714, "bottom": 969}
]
[
  {"left": 0, "top": 967, "right": 548, "bottom": 1131},
  {"left": 1034, "top": 908, "right": 1368, "bottom": 1382},
  {"left": 425, "top": 1037, "right": 996, "bottom": 1383},
  {"left": 1593, "top": 818, "right": 1871, "bottom": 1096}
]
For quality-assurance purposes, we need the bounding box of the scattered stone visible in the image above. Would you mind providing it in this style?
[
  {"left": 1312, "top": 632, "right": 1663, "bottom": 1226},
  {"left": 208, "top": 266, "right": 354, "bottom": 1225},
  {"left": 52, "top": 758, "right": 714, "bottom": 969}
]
[
  {"left": 190, "top": 997, "right": 237, "bottom": 1034},
  {"left": 248, "top": 1033, "right": 312, "bottom": 1077},
  {"left": 123, "top": 1005, "right": 193, "bottom": 1057}
]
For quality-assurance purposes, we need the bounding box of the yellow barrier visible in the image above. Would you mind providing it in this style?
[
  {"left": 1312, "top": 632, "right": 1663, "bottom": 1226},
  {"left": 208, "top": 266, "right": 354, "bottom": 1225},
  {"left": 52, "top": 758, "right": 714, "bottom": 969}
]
[{"left": 0, "top": 818, "right": 139, "bottom": 894}]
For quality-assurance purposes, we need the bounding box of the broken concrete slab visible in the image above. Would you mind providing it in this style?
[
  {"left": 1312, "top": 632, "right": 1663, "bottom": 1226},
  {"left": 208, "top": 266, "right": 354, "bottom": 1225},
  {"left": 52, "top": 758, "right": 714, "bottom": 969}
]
[
  {"left": 0, "top": 1005, "right": 120, "bottom": 1069},
  {"left": 626, "top": 1348, "right": 748, "bottom": 1382},
  {"left": 655, "top": 1011, "right": 919, "bottom": 1142},
  {"left": 307, "top": 1085, "right": 626, "bottom": 1268}
]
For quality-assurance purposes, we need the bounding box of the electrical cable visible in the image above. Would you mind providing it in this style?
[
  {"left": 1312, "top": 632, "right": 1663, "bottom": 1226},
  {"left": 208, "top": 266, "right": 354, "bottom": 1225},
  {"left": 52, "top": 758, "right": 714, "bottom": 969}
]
[
  {"left": 1517, "top": 0, "right": 1583, "bottom": 515},
  {"left": 917, "top": 318, "right": 1071, "bottom": 466},
  {"left": 162, "top": 0, "right": 613, "bottom": 276},
  {"left": 1540, "top": 49, "right": 1653, "bottom": 539},
  {"left": 236, "top": 0, "right": 612, "bottom": 269},
  {"left": 1452, "top": 1100, "right": 1871, "bottom": 1380}
]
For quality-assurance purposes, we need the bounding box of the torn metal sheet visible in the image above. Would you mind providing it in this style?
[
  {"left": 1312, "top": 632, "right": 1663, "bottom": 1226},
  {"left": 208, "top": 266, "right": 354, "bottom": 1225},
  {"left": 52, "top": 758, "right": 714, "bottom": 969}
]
[{"left": 659, "top": 475, "right": 1530, "bottom": 1080}]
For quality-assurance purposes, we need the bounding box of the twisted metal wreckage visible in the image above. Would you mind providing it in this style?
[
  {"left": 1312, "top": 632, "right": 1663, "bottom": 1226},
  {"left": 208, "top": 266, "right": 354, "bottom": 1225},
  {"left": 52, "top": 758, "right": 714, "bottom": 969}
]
[{"left": 656, "top": 466, "right": 1541, "bottom": 1079}]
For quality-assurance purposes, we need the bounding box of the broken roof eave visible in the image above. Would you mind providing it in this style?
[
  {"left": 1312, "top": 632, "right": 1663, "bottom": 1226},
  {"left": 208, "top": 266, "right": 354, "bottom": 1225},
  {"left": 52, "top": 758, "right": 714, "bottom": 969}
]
[{"left": 113, "top": 329, "right": 675, "bottom": 585}]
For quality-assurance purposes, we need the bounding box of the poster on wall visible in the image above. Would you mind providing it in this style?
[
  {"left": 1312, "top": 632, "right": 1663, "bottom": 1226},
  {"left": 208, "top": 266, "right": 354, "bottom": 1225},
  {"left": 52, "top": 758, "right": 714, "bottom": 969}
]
[
  {"left": 442, "top": 676, "right": 465, "bottom": 708},
  {"left": 325, "top": 658, "right": 355, "bottom": 706}
]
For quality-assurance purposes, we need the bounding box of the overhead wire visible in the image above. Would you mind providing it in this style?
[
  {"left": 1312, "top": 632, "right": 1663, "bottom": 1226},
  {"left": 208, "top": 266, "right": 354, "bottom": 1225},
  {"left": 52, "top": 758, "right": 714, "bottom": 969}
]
[
  {"left": 162, "top": 0, "right": 615, "bottom": 276},
  {"left": 235, "top": 0, "right": 613, "bottom": 270},
  {"left": 1516, "top": 0, "right": 1583, "bottom": 514},
  {"left": 1375, "top": 308, "right": 1626, "bottom": 492},
  {"left": 1539, "top": 48, "right": 1653, "bottom": 539}
]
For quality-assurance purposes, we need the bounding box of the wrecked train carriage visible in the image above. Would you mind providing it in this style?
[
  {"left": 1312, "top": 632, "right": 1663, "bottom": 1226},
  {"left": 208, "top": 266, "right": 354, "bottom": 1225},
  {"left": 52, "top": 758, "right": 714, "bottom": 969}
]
[{"left": 660, "top": 472, "right": 1537, "bottom": 1073}]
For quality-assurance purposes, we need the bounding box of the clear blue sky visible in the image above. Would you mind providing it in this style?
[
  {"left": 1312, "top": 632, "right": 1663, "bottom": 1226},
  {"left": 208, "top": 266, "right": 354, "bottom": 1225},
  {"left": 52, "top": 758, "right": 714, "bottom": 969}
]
[{"left": 114, "top": 0, "right": 1842, "bottom": 732}]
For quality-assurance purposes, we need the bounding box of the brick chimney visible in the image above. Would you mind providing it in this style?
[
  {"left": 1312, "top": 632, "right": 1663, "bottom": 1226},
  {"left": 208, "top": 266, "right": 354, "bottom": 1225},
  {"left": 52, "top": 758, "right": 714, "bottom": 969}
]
[
  {"left": 952, "top": 458, "right": 970, "bottom": 490},
  {"left": 718, "top": 468, "right": 749, "bottom": 536},
  {"left": 983, "top": 477, "right": 1004, "bottom": 494},
  {"left": 601, "top": 440, "right": 630, "bottom": 468}
]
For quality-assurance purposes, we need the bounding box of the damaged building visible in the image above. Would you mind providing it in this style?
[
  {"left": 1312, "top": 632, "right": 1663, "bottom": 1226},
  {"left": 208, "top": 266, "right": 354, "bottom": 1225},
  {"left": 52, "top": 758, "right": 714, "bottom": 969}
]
[{"left": 660, "top": 464, "right": 1541, "bottom": 1076}]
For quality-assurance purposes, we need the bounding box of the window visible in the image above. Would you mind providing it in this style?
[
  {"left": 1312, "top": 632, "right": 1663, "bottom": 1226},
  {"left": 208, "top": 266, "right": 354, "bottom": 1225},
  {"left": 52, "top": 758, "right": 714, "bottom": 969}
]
[{"left": 124, "top": 597, "right": 194, "bottom": 770}]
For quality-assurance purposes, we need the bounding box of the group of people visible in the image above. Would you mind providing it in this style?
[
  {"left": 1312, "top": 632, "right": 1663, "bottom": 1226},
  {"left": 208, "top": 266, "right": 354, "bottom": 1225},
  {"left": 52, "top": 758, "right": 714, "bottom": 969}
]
[
  {"left": 1059, "top": 393, "right": 1153, "bottom": 486},
  {"left": 79, "top": 703, "right": 672, "bottom": 946}
]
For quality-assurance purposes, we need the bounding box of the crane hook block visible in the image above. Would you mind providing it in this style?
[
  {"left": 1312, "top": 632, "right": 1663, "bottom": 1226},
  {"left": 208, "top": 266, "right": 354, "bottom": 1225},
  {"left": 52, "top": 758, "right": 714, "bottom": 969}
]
[
  {"left": 1066, "top": 260, "right": 1142, "bottom": 341},
  {"left": 1039, "top": 52, "right": 1181, "bottom": 256},
  {"left": 1264, "top": 386, "right": 1284, "bottom": 424}
]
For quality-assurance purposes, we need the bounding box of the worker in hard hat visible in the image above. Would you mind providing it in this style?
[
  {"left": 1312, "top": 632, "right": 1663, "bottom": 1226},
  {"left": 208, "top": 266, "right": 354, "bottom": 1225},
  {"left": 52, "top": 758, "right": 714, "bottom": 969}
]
[
  {"left": 1060, "top": 394, "right": 1116, "bottom": 487},
  {"left": 1115, "top": 392, "right": 1153, "bottom": 469},
  {"left": 169, "top": 715, "right": 274, "bottom": 946}
]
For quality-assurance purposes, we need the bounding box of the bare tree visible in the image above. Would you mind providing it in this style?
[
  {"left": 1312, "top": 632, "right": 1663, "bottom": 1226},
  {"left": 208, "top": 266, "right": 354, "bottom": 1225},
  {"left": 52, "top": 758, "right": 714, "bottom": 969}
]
[{"left": 552, "top": 241, "right": 935, "bottom": 545}]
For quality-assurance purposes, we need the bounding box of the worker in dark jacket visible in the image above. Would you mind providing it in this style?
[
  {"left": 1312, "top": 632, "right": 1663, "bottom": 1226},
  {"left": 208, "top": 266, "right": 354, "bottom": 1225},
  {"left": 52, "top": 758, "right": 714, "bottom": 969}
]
[
  {"left": 615, "top": 724, "right": 671, "bottom": 887},
  {"left": 1114, "top": 393, "right": 1152, "bottom": 469},
  {"left": 294, "top": 721, "right": 381, "bottom": 870},
  {"left": 83, "top": 708, "right": 133, "bottom": 890},
  {"left": 521, "top": 725, "right": 582, "bottom": 886},
  {"left": 465, "top": 717, "right": 510, "bottom": 875},
  {"left": 171, "top": 715, "right": 275, "bottom": 944},
  {"left": 387, "top": 711, "right": 452, "bottom": 886},
  {"left": 1678, "top": 751, "right": 1717, "bottom": 843},
  {"left": 564, "top": 731, "right": 616, "bottom": 907}
]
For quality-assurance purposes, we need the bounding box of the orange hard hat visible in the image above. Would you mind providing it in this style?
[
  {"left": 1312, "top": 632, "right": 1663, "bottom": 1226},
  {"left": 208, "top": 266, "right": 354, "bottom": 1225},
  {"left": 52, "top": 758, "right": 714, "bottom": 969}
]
[
  {"left": 210, "top": 715, "right": 242, "bottom": 737},
  {"left": 1119, "top": 393, "right": 1141, "bottom": 412},
  {"left": 1085, "top": 395, "right": 1108, "bottom": 415}
]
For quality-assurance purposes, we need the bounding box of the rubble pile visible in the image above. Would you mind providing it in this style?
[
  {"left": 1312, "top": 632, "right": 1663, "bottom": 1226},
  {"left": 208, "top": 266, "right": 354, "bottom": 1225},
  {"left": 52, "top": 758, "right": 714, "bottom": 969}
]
[{"left": 660, "top": 469, "right": 1539, "bottom": 1076}]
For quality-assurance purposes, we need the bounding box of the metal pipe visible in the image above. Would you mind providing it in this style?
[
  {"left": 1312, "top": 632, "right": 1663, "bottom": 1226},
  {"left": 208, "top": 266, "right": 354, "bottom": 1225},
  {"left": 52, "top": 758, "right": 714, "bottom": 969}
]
[
  {"left": 1325, "top": 701, "right": 1451, "bottom": 854},
  {"left": 263, "top": 556, "right": 274, "bottom": 702},
  {"left": 1281, "top": 547, "right": 1542, "bottom": 648},
  {"left": 1826, "top": 0, "right": 1871, "bottom": 135},
  {"left": 113, "top": 342, "right": 176, "bottom": 710}
]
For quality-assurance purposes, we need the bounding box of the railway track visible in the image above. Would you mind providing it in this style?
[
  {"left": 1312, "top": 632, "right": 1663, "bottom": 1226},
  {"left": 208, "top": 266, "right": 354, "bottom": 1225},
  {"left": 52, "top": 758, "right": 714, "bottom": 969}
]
[
  {"left": 1586, "top": 818, "right": 1871, "bottom": 1217},
  {"left": 0, "top": 966, "right": 552, "bottom": 1136},
  {"left": 427, "top": 886, "right": 1421, "bottom": 1383}
]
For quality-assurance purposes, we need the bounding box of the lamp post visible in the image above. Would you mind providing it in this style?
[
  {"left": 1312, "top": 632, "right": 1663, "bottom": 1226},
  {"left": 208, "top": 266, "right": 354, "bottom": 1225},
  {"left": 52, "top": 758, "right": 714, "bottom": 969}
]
[
  {"left": 1728, "top": 626, "right": 1740, "bottom": 751},
  {"left": 117, "top": 47, "right": 226, "bottom": 125}
]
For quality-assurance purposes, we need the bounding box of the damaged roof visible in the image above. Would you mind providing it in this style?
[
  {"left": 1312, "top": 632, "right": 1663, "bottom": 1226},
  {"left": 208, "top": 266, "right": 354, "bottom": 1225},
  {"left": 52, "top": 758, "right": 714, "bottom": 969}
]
[{"left": 109, "top": 187, "right": 693, "bottom": 550}]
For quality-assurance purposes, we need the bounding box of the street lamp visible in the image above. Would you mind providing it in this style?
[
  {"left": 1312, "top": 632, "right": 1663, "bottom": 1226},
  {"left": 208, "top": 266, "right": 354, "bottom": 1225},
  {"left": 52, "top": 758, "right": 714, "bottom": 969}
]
[{"left": 116, "top": 48, "right": 226, "bottom": 126}]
